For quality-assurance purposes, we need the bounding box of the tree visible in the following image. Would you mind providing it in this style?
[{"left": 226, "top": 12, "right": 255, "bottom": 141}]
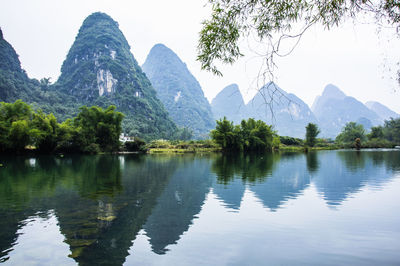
[
  {"left": 239, "top": 118, "right": 274, "bottom": 151},
  {"left": 210, "top": 117, "right": 235, "bottom": 150},
  {"left": 176, "top": 127, "right": 193, "bottom": 141},
  {"left": 305, "top": 123, "right": 320, "bottom": 147},
  {"left": 368, "top": 125, "right": 384, "bottom": 140},
  {"left": 336, "top": 122, "right": 366, "bottom": 144},
  {"left": 198, "top": 0, "right": 400, "bottom": 79},
  {"left": 210, "top": 117, "right": 274, "bottom": 151},
  {"left": 9, "top": 120, "right": 30, "bottom": 152},
  {"left": 74, "top": 105, "right": 124, "bottom": 152},
  {"left": 30, "top": 110, "right": 59, "bottom": 152},
  {"left": 383, "top": 117, "right": 400, "bottom": 144},
  {"left": 0, "top": 100, "right": 33, "bottom": 152}
]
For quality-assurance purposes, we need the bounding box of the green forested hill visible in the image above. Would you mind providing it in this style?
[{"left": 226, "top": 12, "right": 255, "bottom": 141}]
[
  {"left": 0, "top": 28, "right": 73, "bottom": 117},
  {"left": 142, "top": 44, "right": 215, "bottom": 139},
  {"left": 0, "top": 13, "right": 178, "bottom": 140},
  {"left": 0, "top": 28, "right": 38, "bottom": 102},
  {"left": 54, "top": 12, "right": 177, "bottom": 139}
]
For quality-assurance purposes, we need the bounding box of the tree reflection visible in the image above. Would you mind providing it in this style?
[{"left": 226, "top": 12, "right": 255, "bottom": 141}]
[
  {"left": 306, "top": 151, "right": 319, "bottom": 174},
  {"left": 211, "top": 152, "right": 279, "bottom": 184}
]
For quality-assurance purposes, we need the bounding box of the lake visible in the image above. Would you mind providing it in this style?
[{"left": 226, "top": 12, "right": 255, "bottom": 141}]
[{"left": 0, "top": 150, "right": 400, "bottom": 265}]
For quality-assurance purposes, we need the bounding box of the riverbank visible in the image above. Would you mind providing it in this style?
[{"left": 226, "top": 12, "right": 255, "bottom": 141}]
[
  {"left": 2, "top": 139, "right": 398, "bottom": 156},
  {"left": 145, "top": 140, "right": 221, "bottom": 154}
]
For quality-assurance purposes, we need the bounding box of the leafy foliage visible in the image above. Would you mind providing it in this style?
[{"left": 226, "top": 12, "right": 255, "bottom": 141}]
[
  {"left": 305, "top": 123, "right": 320, "bottom": 147},
  {"left": 211, "top": 117, "right": 274, "bottom": 151},
  {"left": 336, "top": 118, "right": 400, "bottom": 148},
  {"left": 279, "top": 136, "right": 304, "bottom": 146},
  {"left": 73, "top": 105, "right": 124, "bottom": 152},
  {"left": 368, "top": 126, "right": 384, "bottom": 140},
  {"left": 124, "top": 137, "right": 147, "bottom": 152},
  {"left": 336, "top": 122, "right": 366, "bottom": 144},
  {"left": 0, "top": 100, "right": 123, "bottom": 153},
  {"left": 210, "top": 117, "right": 235, "bottom": 150},
  {"left": 174, "top": 127, "right": 194, "bottom": 141},
  {"left": 383, "top": 117, "right": 400, "bottom": 144}
]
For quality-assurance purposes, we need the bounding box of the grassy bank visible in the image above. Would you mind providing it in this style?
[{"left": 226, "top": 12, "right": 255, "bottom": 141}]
[
  {"left": 144, "top": 140, "right": 341, "bottom": 154},
  {"left": 146, "top": 140, "right": 221, "bottom": 154}
]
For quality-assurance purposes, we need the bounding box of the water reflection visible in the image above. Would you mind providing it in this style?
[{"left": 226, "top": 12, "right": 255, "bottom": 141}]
[
  {"left": 306, "top": 151, "right": 319, "bottom": 173},
  {"left": 0, "top": 150, "right": 399, "bottom": 264},
  {"left": 144, "top": 156, "right": 213, "bottom": 254},
  {"left": 314, "top": 150, "right": 399, "bottom": 206}
]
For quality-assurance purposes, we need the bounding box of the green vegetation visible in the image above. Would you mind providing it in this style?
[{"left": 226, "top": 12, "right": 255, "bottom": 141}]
[
  {"left": 2, "top": 99, "right": 397, "bottom": 155},
  {"left": 124, "top": 137, "right": 147, "bottom": 153},
  {"left": 335, "top": 119, "right": 400, "bottom": 148},
  {"left": 0, "top": 100, "right": 123, "bottom": 154},
  {"left": 279, "top": 136, "right": 304, "bottom": 146},
  {"left": 209, "top": 117, "right": 399, "bottom": 152},
  {"left": 146, "top": 139, "right": 220, "bottom": 154},
  {"left": 0, "top": 13, "right": 178, "bottom": 141},
  {"left": 336, "top": 122, "right": 366, "bottom": 144},
  {"left": 383, "top": 118, "right": 400, "bottom": 144},
  {"left": 210, "top": 117, "right": 274, "bottom": 152},
  {"left": 305, "top": 123, "right": 320, "bottom": 147},
  {"left": 53, "top": 12, "right": 177, "bottom": 141}
]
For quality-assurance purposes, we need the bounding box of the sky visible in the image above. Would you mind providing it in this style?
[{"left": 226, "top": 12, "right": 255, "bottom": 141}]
[{"left": 1, "top": 0, "right": 399, "bottom": 113}]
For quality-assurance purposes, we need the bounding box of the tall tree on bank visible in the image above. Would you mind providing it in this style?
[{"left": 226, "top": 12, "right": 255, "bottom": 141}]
[{"left": 305, "top": 123, "right": 320, "bottom": 147}]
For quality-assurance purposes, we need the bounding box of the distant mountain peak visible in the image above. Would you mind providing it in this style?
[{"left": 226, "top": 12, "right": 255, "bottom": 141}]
[
  {"left": 365, "top": 101, "right": 399, "bottom": 120},
  {"left": 151, "top": 43, "right": 170, "bottom": 52},
  {"left": 211, "top": 83, "right": 246, "bottom": 124},
  {"left": 312, "top": 84, "right": 382, "bottom": 138},
  {"left": 211, "top": 83, "right": 243, "bottom": 104},
  {"left": 321, "top": 84, "right": 346, "bottom": 99},
  {"left": 244, "top": 82, "right": 317, "bottom": 137}
]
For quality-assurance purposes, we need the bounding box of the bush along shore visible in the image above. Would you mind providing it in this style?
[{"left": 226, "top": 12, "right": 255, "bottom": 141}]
[
  {"left": 0, "top": 100, "right": 123, "bottom": 154},
  {"left": 1, "top": 101, "right": 399, "bottom": 155}
]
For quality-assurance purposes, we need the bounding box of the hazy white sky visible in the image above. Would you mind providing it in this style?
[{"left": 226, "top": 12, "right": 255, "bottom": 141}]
[{"left": 1, "top": 0, "right": 399, "bottom": 112}]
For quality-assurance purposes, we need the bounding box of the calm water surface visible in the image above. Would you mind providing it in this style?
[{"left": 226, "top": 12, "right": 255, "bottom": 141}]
[{"left": 0, "top": 150, "right": 400, "bottom": 265}]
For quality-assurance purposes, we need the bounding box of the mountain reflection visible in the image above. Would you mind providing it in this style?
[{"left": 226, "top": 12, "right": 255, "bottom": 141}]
[
  {"left": 313, "top": 150, "right": 400, "bottom": 206},
  {"left": 143, "top": 156, "right": 213, "bottom": 254},
  {"left": 0, "top": 150, "right": 399, "bottom": 264}
]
